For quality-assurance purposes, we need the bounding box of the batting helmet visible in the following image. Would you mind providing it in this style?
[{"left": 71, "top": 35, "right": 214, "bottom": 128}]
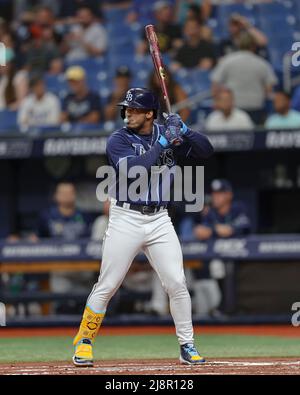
[{"left": 118, "top": 88, "right": 159, "bottom": 119}]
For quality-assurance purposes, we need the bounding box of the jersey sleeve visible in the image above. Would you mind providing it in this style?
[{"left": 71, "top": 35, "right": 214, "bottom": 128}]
[
  {"left": 175, "top": 128, "right": 214, "bottom": 159},
  {"left": 106, "top": 132, "right": 164, "bottom": 172}
]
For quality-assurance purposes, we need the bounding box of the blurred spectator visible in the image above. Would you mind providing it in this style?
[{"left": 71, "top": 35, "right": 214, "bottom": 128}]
[
  {"left": 175, "top": 1, "right": 212, "bottom": 41},
  {"left": 14, "top": 1, "right": 60, "bottom": 19},
  {"left": 17, "top": 76, "right": 61, "bottom": 129},
  {"left": 91, "top": 200, "right": 110, "bottom": 241},
  {"left": 23, "top": 22, "right": 60, "bottom": 75},
  {"left": 205, "top": 88, "right": 254, "bottom": 131},
  {"left": 0, "top": 17, "right": 9, "bottom": 38},
  {"left": 104, "top": 66, "right": 132, "bottom": 122},
  {"left": 33, "top": 181, "right": 91, "bottom": 314},
  {"left": 58, "top": 0, "right": 102, "bottom": 18},
  {"left": 194, "top": 179, "right": 251, "bottom": 241},
  {"left": 0, "top": 48, "right": 28, "bottom": 110},
  {"left": 175, "top": 0, "right": 212, "bottom": 24},
  {"left": 192, "top": 179, "right": 251, "bottom": 316},
  {"left": 265, "top": 91, "right": 300, "bottom": 130},
  {"left": 62, "top": 6, "right": 107, "bottom": 62},
  {"left": 136, "top": 1, "right": 183, "bottom": 56},
  {"left": 211, "top": 32, "right": 277, "bottom": 125},
  {"left": 47, "top": 57, "right": 64, "bottom": 75},
  {"left": 172, "top": 18, "right": 216, "bottom": 70},
  {"left": 148, "top": 68, "right": 190, "bottom": 122},
  {"left": 36, "top": 182, "right": 90, "bottom": 239},
  {"left": 218, "top": 13, "right": 268, "bottom": 58},
  {"left": 61, "top": 66, "right": 101, "bottom": 124}
]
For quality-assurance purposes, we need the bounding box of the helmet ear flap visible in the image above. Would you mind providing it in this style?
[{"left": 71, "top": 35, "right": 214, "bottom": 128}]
[{"left": 121, "top": 107, "right": 126, "bottom": 119}]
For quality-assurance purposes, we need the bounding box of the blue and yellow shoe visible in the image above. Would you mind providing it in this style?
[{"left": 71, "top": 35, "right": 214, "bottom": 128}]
[
  {"left": 73, "top": 339, "right": 94, "bottom": 367},
  {"left": 179, "top": 343, "right": 206, "bottom": 365}
]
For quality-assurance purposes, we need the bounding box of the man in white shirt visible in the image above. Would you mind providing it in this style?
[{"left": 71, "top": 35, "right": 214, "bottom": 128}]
[
  {"left": 211, "top": 32, "right": 277, "bottom": 125},
  {"left": 205, "top": 88, "right": 254, "bottom": 131},
  {"left": 64, "top": 6, "right": 107, "bottom": 62},
  {"left": 17, "top": 76, "right": 60, "bottom": 129}
]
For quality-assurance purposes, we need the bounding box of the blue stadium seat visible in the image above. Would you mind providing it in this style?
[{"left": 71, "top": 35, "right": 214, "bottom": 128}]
[
  {"left": 255, "top": 1, "right": 293, "bottom": 17},
  {"left": 64, "top": 57, "right": 108, "bottom": 73},
  {"left": 216, "top": 3, "right": 257, "bottom": 35},
  {"left": 103, "top": 7, "right": 130, "bottom": 24},
  {"left": 0, "top": 110, "right": 18, "bottom": 133},
  {"left": 207, "top": 18, "right": 226, "bottom": 40},
  {"left": 191, "top": 70, "right": 212, "bottom": 93},
  {"left": 257, "top": 15, "right": 296, "bottom": 37},
  {"left": 133, "top": 0, "right": 154, "bottom": 25},
  {"left": 173, "top": 68, "right": 194, "bottom": 95},
  {"left": 44, "top": 74, "right": 68, "bottom": 98},
  {"left": 267, "top": 34, "right": 294, "bottom": 70},
  {"left": 217, "top": 3, "right": 256, "bottom": 19}
]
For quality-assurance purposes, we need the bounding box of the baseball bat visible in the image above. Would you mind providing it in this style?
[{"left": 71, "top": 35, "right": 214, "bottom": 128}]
[{"left": 145, "top": 24, "right": 172, "bottom": 114}]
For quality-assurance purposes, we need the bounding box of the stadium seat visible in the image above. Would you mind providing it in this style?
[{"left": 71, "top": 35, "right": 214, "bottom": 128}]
[
  {"left": 44, "top": 74, "right": 68, "bottom": 98},
  {"left": 257, "top": 15, "right": 296, "bottom": 37},
  {"left": 0, "top": 110, "right": 18, "bottom": 133},
  {"left": 191, "top": 70, "right": 212, "bottom": 93},
  {"left": 217, "top": 3, "right": 256, "bottom": 19},
  {"left": 173, "top": 68, "right": 194, "bottom": 95},
  {"left": 64, "top": 57, "right": 108, "bottom": 73},
  {"left": 268, "top": 34, "right": 294, "bottom": 70},
  {"left": 103, "top": 7, "right": 131, "bottom": 24},
  {"left": 255, "top": 1, "right": 293, "bottom": 18}
]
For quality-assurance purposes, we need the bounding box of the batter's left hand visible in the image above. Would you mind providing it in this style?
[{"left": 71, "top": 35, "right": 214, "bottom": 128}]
[{"left": 163, "top": 113, "right": 187, "bottom": 146}]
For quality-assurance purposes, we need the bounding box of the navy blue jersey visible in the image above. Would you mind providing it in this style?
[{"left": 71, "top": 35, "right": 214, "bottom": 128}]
[
  {"left": 37, "top": 206, "right": 90, "bottom": 240},
  {"left": 106, "top": 123, "right": 213, "bottom": 206},
  {"left": 62, "top": 91, "right": 101, "bottom": 122},
  {"left": 198, "top": 201, "right": 251, "bottom": 237}
]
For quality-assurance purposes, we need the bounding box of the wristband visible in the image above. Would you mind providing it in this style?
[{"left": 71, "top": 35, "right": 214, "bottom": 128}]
[
  {"left": 158, "top": 134, "right": 168, "bottom": 148},
  {"left": 181, "top": 121, "right": 188, "bottom": 134}
]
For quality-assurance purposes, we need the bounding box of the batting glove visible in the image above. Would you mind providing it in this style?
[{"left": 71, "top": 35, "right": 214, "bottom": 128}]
[{"left": 163, "top": 112, "right": 184, "bottom": 146}]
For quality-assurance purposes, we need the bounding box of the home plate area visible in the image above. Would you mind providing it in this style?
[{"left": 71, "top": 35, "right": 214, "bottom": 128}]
[{"left": 1, "top": 358, "right": 300, "bottom": 375}]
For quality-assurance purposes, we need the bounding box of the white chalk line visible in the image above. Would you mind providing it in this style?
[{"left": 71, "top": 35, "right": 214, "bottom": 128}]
[{"left": 1, "top": 360, "right": 300, "bottom": 375}]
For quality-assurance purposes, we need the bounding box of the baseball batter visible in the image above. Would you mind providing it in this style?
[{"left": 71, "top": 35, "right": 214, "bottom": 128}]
[{"left": 73, "top": 88, "right": 214, "bottom": 366}]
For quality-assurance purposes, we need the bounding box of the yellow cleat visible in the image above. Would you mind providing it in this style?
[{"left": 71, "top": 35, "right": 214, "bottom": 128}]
[{"left": 73, "top": 339, "right": 94, "bottom": 367}]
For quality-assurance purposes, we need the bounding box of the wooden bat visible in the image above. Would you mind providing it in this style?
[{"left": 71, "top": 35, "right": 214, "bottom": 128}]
[{"left": 145, "top": 24, "right": 172, "bottom": 114}]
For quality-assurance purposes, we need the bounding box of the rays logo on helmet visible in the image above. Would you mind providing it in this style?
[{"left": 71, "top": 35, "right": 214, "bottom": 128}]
[{"left": 126, "top": 91, "right": 133, "bottom": 102}]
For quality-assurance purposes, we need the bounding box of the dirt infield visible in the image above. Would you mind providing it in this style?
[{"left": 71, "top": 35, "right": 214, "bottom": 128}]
[{"left": 0, "top": 358, "right": 299, "bottom": 375}]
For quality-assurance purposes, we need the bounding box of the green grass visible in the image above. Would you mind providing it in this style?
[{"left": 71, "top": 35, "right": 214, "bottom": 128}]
[{"left": 0, "top": 334, "right": 299, "bottom": 363}]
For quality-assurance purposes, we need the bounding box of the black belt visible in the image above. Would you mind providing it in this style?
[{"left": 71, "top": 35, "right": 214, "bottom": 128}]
[{"left": 116, "top": 201, "right": 167, "bottom": 215}]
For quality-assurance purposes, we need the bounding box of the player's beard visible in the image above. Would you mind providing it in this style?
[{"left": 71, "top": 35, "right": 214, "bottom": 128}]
[{"left": 126, "top": 117, "right": 152, "bottom": 135}]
